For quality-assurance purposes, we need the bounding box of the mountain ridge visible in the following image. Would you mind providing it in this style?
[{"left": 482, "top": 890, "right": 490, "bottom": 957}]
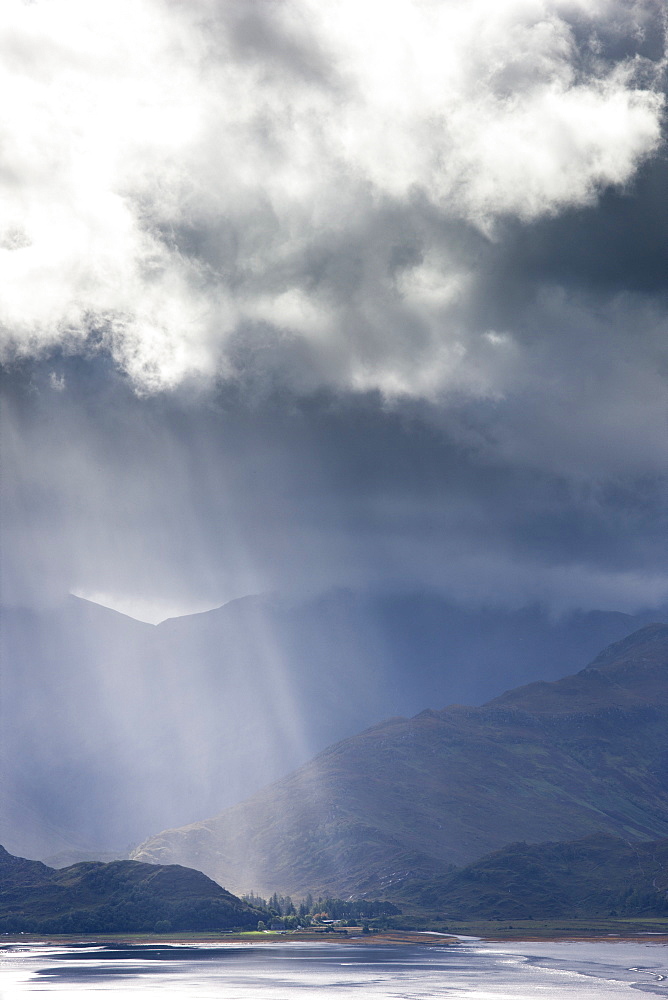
[
  {"left": 132, "top": 625, "right": 668, "bottom": 899},
  {"left": 485, "top": 622, "right": 668, "bottom": 715},
  {"left": 2, "top": 591, "right": 664, "bottom": 858},
  {"left": 399, "top": 833, "right": 668, "bottom": 918}
]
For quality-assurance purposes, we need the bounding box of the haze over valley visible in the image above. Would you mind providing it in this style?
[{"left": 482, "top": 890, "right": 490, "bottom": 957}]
[
  {"left": 1, "top": 592, "right": 663, "bottom": 860},
  {"left": 1, "top": 0, "right": 668, "bottom": 929},
  {"left": 132, "top": 624, "right": 668, "bottom": 899}
]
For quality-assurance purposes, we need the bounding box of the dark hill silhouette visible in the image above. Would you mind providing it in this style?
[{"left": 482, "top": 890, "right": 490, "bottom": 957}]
[
  {"left": 400, "top": 833, "right": 668, "bottom": 918},
  {"left": 0, "top": 846, "right": 260, "bottom": 933}
]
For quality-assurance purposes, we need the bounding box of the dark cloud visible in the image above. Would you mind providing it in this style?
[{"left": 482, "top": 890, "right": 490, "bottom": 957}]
[
  {"left": 495, "top": 154, "right": 668, "bottom": 296},
  {"left": 0, "top": 0, "right": 666, "bottom": 615},
  {"left": 2, "top": 336, "right": 667, "bottom": 619},
  {"left": 213, "top": 0, "right": 340, "bottom": 87}
]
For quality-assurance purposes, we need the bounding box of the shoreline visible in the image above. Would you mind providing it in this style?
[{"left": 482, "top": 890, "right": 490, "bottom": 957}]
[{"left": 3, "top": 930, "right": 668, "bottom": 948}]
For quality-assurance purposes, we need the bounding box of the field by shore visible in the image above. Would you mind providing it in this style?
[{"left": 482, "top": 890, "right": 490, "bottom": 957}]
[{"left": 3, "top": 916, "right": 667, "bottom": 947}]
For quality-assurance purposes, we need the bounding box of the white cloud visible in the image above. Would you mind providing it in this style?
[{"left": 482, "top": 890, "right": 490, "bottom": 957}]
[{"left": 0, "top": 0, "right": 664, "bottom": 392}]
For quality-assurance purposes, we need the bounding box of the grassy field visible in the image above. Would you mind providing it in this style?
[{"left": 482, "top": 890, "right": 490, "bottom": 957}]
[
  {"left": 388, "top": 915, "right": 668, "bottom": 939},
  {"left": 3, "top": 916, "right": 667, "bottom": 944}
]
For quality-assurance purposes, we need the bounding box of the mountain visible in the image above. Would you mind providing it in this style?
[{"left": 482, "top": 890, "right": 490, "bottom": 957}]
[
  {"left": 0, "top": 846, "right": 260, "bottom": 933},
  {"left": 40, "top": 849, "right": 130, "bottom": 869},
  {"left": 2, "top": 590, "right": 662, "bottom": 857},
  {"left": 399, "top": 834, "right": 668, "bottom": 918},
  {"left": 132, "top": 624, "right": 668, "bottom": 900}
]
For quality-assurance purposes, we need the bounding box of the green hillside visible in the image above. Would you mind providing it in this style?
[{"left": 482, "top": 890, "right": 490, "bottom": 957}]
[
  {"left": 0, "top": 846, "right": 261, "bottom": 933},
  {"left": 132, "top": 625, "right": 668, "bottom": 899}
]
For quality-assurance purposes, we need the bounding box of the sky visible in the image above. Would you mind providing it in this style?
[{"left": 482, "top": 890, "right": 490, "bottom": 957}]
[{"left": 1, "top": 0, "right": 667, "bottom": 624}]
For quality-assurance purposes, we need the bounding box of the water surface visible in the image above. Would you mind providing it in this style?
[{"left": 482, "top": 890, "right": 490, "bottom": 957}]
[{"left": 1, "top": 937, "right": 666, "bottom": 997}]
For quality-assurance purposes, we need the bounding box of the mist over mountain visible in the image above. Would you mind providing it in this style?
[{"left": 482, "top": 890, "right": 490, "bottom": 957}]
[
  {"left": 1, "top": 0, "right": 667, "bottom": 900},
  {"left": 132, "top": 625, "right": 668, "bottom": 899},
  {"left": 2, "top": 592, "right": 661, "bottom": 859}
]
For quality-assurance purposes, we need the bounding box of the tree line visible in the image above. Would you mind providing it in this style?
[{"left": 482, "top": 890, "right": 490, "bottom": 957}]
[{"left": 241, "top": 891, "right": 401, "bottom": 928}]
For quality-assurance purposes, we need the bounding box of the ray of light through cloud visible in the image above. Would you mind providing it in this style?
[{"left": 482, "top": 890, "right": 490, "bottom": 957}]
[{"left": 1, "top": 0, "right": 667, "bottom": 854}]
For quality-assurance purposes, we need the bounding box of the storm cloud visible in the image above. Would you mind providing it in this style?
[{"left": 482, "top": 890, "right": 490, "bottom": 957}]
[{"left": 1, "top": 0, "right": 667, "bottom": 619}]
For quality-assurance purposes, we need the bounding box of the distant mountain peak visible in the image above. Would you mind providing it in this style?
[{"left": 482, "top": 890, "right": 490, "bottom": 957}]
[
  {"left": 485, "top": 624, "right": 668, "bottom": 716},
  {"left": 584, "top": 622, "right": 668, "bottom": 672}
]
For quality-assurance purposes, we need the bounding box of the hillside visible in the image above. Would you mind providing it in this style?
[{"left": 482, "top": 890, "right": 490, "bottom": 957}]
[
  {"left": 2, "top": 591, "right": 657, "bottom": 858},
  {"left": 399, "top": 834, "right": 668, "bottom": 918},
  {"left": 132, "top": 625, "right": 668, "bottom": 899},
  {"left": 0, "top": 846, "right": 260, "bottom": 934}
]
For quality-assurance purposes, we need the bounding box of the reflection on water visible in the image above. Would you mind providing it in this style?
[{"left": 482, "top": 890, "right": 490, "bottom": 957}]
[{"left": 1, "top": 938, "right": 667, "bottom": 998}]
